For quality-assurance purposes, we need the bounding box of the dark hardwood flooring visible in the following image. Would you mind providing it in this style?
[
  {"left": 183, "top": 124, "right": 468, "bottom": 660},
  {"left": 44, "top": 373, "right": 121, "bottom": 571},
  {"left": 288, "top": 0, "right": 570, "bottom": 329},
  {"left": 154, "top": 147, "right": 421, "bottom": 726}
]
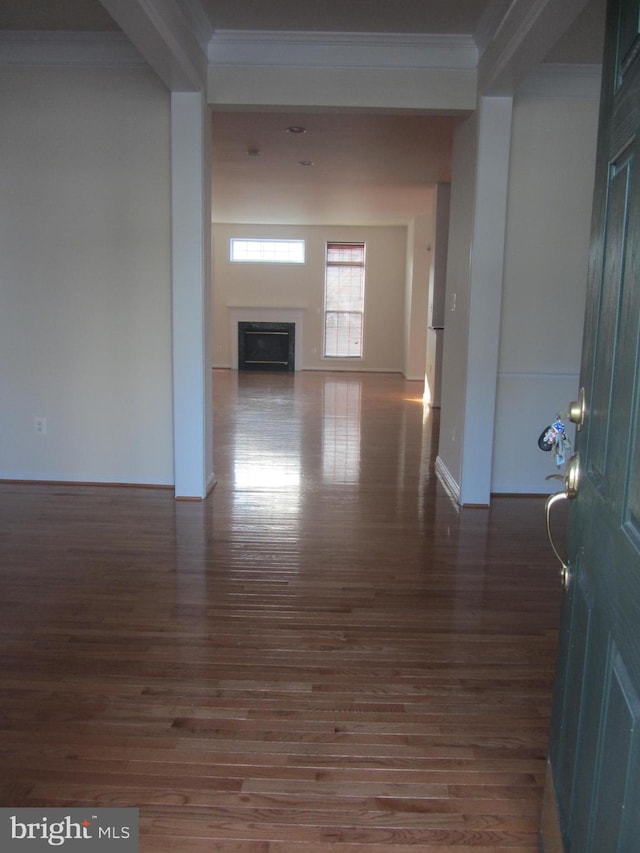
[{"left": 0, "top": 370, "right": 563, "bottom": 850}]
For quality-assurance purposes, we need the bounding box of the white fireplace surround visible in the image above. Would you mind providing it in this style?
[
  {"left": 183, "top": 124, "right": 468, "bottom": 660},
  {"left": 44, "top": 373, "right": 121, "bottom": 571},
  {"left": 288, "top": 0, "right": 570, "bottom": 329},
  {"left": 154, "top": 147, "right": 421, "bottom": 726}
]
[{"left": 228, "top": 307, "right": 305, "bottom": 370}]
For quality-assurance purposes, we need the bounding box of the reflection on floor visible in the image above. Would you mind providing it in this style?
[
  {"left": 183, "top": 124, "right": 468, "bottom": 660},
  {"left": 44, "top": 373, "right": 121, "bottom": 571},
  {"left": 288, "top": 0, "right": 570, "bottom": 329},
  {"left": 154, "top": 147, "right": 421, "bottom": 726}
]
[{"left": 0, "top": 369, "right": 561, "bottom": 851}]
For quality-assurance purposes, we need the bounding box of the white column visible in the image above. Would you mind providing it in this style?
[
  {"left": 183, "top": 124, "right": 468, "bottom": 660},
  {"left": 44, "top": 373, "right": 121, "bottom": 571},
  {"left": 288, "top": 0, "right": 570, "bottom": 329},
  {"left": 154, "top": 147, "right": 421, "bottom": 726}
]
[
  {"left": 171, "top": 91, "right": 214, "bottom": 499},
  {"left": 459, "top": 96, "right": 513, "bottom": 505}
]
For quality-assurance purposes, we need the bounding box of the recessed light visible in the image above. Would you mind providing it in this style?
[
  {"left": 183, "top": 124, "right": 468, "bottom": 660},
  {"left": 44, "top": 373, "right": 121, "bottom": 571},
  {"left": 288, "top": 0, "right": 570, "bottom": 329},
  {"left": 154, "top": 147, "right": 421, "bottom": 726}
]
[
  {"left": 297, "top": 160, "right": 314, "bottom": 167},
  {"left": 287, "top": 126, "right": 307, "bottom": 134}
]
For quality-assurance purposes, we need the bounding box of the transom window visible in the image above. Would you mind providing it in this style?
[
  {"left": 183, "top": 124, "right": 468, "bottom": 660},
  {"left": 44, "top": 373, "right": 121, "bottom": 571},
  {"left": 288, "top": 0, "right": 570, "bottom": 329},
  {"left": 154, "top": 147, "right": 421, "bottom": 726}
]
[
  {"left": 230, "top": 238, "right": 305, "bottom": 264},
  {"left": 324, "top": 242, "right": 366, "bottom": 358}
]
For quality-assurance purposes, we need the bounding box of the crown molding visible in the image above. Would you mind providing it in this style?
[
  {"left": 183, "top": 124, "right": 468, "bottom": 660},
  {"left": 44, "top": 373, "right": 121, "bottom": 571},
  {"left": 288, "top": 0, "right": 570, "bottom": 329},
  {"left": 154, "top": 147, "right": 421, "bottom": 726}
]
[
  {"left": 0, "top": 31, "right": 145, "bottom": 67},
  {"left": 519, "top": 62, "right": 602, "bottom": 97},
  {"left": 208, "top": 30, "right": 478, "bottom": 69}
]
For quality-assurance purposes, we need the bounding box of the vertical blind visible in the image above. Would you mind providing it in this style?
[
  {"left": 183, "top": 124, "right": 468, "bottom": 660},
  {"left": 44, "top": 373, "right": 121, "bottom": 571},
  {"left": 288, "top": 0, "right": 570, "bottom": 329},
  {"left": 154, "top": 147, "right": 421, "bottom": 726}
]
[{"left": 324, "top": 242, "right": 366, "bottom": 358}]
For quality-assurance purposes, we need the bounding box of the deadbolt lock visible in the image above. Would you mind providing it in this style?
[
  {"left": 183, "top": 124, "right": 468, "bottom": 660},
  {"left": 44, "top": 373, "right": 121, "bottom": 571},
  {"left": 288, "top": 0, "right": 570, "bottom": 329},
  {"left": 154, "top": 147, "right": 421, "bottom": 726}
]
[{"left": 569, "top": 387, "right": 586, "bottom": 431}]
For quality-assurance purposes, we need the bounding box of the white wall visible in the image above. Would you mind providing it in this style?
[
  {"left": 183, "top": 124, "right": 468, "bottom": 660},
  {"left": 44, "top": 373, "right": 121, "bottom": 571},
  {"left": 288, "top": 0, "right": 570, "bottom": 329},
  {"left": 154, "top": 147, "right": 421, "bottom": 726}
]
[
  {"left": 0, "top": 66, "right": 174, "bottom": 484},
  {"left": 492, "top": 92, "right": 599, "bottom": 493},
  {"left": 438, "top": 88, "right": 599, "bottom": 499},
  {"left": 212, "top": 223, "right": 408, "bottom": 372}
]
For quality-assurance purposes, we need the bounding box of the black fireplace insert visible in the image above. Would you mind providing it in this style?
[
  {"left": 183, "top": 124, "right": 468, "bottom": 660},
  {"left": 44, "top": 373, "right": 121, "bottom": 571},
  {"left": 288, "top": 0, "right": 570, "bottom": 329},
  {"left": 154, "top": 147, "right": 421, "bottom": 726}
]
[{"left": 238, "top": 321, "right": 295, "bottom": 371}]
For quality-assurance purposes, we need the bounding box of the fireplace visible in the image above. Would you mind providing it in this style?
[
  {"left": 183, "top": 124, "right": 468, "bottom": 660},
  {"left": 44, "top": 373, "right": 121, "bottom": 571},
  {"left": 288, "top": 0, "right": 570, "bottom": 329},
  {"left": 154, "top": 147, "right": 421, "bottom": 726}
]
[{"left": 238, "top": 321, "right": 295, "bottom": 371}]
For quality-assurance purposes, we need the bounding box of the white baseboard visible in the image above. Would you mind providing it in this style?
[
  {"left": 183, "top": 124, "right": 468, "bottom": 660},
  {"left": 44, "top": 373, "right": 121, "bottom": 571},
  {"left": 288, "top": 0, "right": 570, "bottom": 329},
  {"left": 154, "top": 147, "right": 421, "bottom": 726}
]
[{"left": 435, "top": 455, "right": 460, "bottom": 507}]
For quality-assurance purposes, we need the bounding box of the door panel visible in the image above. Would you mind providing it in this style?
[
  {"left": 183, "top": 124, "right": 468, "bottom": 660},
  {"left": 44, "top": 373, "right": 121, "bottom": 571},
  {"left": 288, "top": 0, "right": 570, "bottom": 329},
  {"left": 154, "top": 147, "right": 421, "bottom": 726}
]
[
  {"left": 618, "top": 0, "right": 640, "bottom": 80},
  {"left": 587, "top": 152, "right": 629, "bottom": 491},
  {"left": 589, "top": 651, "right": 640, "bottom": 851},
  {"left": 548, "top": 0, "right": 640, "bottom": 850},
  {"left": 563, "top": 568, "right": 609, "bottom": 850},
  {"left": 628, "top": 425, "right": 640, "bottom": 539},
  {"left": 552, "top": 572, "right": 593, "bottom": 832}
]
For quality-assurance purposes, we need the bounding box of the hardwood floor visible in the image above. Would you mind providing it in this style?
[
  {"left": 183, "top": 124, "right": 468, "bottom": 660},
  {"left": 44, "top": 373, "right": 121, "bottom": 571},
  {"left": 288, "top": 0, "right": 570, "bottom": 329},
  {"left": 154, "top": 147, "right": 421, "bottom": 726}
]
[{"left": 0, "top": 370, "right": 563, "bottom": 851}]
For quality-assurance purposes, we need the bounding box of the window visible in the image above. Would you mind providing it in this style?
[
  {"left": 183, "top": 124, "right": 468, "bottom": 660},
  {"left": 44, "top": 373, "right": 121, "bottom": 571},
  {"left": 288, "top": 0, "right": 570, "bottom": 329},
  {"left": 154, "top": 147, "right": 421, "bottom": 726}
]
[
  {"left": 230, "top": 238, "right": 305, "bottom": 264},
  {"left": 324, "top": 242, "right": 366, "bottom": 358}
]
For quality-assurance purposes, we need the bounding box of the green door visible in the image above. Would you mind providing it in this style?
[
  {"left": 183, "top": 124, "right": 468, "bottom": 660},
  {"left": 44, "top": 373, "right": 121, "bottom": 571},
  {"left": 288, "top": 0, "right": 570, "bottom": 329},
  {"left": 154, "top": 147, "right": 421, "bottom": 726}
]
[{"left": 547, "top": 0, "right": 640, "bottom": 849}]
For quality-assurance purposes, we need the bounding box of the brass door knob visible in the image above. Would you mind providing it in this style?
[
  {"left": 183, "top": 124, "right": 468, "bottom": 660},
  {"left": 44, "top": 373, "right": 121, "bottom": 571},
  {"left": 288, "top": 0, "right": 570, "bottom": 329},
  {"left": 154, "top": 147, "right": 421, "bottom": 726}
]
[{"left": 545, "top": 453, "right": 581, "bottom": 585}]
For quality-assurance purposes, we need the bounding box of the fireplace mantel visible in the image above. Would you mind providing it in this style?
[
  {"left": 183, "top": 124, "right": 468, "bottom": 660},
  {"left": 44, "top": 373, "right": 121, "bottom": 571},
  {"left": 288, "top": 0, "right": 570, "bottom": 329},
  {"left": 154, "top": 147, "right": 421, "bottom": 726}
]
[{"left": 228, "top": 307, "right": 305, "bottom": 370}]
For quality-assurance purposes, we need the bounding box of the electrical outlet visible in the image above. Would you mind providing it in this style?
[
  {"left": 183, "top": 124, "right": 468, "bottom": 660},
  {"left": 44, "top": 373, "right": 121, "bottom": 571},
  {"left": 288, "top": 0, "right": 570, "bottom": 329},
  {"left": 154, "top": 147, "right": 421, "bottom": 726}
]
[
  {"left": 450, "top": 292, "right": 457, "bottom": 312},
  {"left": 34, "top": 416, "right": 47, "bottom": 435}
]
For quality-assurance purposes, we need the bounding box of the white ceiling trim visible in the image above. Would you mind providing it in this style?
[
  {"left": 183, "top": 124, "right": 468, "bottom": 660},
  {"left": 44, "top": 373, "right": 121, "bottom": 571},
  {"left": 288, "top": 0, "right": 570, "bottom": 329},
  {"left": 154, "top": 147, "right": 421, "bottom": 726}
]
[
  {"left": 519, "top": 62, "right": 602, "bottom": 97},
  {"left": 0, "top": 31, "right": 145, "bottom": 66},
  {"left": 208, "top": 30, "right": 478, "bottom": 69}
]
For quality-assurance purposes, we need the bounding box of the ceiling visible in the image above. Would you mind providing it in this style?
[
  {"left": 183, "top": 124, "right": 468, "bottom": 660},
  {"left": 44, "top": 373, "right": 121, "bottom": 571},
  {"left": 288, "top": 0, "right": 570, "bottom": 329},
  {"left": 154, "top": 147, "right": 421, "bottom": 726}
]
[
  {"left": 210, "top": 110, "right": 455, "bottom": 226},
  {"left": 206, "top": 0, "right": 605, "bottom": 225},
  {"left": 1, "top": 0, "right": 606, "bottom": 226},
  {"left": 0, "top": 0, "right": 492, "bottom": 35},
  {"left": 0, "top": 0, "right": 118, "bottom": 31},
  {"left": 0, "top": 0, "right": 605, "bottom": 55}
]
